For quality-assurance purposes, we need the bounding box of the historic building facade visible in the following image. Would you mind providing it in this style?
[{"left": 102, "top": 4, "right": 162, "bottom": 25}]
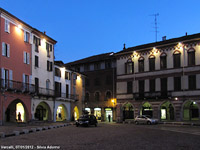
[
  {"left": 30, "top": 29, "right": 56, "bottom": 122},
  {"left": 66, "top": 52, "right": 116, "bottom": 122},
  {"left": 0, "top": 8, "right": 85, "bottom": 125},
  {"left": 0, "top": 8, "right": 33, "bottom": 125},
  {"left": 70, "top": 70, "right": 85, "bottom": 121},
  {"left": 54, "top": 61, "right": 85, "bottom": 122},
  {"left": 116, "top": 33, "right": 200, "bottom": 122}
]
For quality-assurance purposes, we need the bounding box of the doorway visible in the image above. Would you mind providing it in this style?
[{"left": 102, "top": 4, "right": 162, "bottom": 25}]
[{"left": 105, "top": 108, "right": 113, "bottom": 122}]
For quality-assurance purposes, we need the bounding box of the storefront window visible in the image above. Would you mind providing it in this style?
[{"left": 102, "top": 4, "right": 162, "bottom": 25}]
[{"left": 94, "top": 108, "right": 101, "bottom": 120}]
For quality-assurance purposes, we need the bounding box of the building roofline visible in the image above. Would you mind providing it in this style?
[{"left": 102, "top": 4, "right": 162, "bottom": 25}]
[
  {"left": 0, "top": 7, "right": 57, "bottom": 44},
  {"left": 65, "top": 52, "right": 115, "bottom": 66},
  {"left": 116, "top": 33, "right": 200, "bottom": 56}
]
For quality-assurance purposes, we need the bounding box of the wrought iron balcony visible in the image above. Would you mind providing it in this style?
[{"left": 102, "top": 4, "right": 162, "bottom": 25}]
[
  {"left": 35, "top": 87, "right": 54, "bottom": 97},
  {"left": 134, "top": 91, "right": 172, "bottom": 100},
  {"left": 0, "top": 79, "right": 35, "bottom": 93},
  {"left": 55, "top": 92, "right": 79, "bottom": 101},
  {"left": 0, "top": 79, "right": 79, "bottom": 100}
]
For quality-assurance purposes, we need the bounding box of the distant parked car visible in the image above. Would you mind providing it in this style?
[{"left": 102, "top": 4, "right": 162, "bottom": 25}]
[
  {"left": 76, "top": 115, "right": 98, "bottom": 127},
  {"left": 135, "top": 115, "right": 158, "bottom": 125}
]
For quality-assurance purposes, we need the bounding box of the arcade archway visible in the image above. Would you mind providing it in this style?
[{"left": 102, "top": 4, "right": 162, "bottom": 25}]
[
  {"left": 140, "top": 102, "right": 153, "bottom": 117},
  {"left": 56, "top": 104, "right": 68, "bottom": 121},
  {"left": 183, "top": 101, "right": 199, "bottom": 121},
  {"left": 35, "top": 102, "right": 52, "bottom": 121},
  {"left": 160, "top": 101, "right": 174, "bottom": 121},
  {"left": 123, "top": 103, "right": 134, "bottom": 120},
  {"left": 73, "top": 106, "right": 79, "bottom": 121},
  {"left": 5, "top": 99, "right": 28, "bottom": 122}
]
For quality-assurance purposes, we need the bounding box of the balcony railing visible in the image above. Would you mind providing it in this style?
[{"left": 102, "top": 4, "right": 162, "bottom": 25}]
[
  {"left": 0, "top": 79, "right": 79, "bottom": 101},
  {"left": 134, "top": 91, "right": 172, "bottom": 100},
  {"left": 55, "top": 92, "right": 79, "bottom": 101},
  {"left": 35, "top": 87, "right": 54, "bottom": 97},
  {"left": 0, "top": 79, "right": 35, "bottom": 93}
]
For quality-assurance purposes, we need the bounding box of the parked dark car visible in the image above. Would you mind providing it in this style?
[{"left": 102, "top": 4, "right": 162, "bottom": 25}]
[{"left": 76, "top": 115, "right": 98, "bottom": 127}]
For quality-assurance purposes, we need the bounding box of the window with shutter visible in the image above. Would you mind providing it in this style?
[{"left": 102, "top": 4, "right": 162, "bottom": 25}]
[
  {"left": 160, "top": 53, "right": 167, "bottom": 69},
  {"left": 1, "top": 68, "right": 5, "bottom": 87},
  {"left": 173, "top": 51, "right": 181, "bottom": 68},
  {"left": 188, "top": 49, "right": 195, "bottom": 66},
  {"left": 149, "top": 55, "right": 155, "bottom": 71},
  {"left": 5, "top": 19, "right": 10, "bottom": 33},
  {"left": 24, "top": 52, "right": 26, "bottom": 63},
  {"left": 35, "top": 56, "right": 39, "bottom": 67},
  {"left": 27, "top": 53, "right": 30, "bottom": 64},
  {"left": 46, "top": 42, "right": 50, "bottom": 57},
  {"left": 50, "top": 62, "right": 53, "bottom": 71},
  {"left": 47, "top": 61, "right": 49, "bottom": 71},
  {"left": 29, "top": 75, "right": 32, "bottom": 90},
  {"left": 125, "top": 59, "right": 134, "bottom": 74},
  {"left": 138, "top": 57, "right": 144, "bottom": 72},
  {"left": 9, "top": 70, "right": 13, "bottom": 88},
  {"left": 5, "top": 69, "right": 9, "bottom": 88},
  {"left": 24, "top": 31, "right": 30, "bottom": 43},
  {"left": 2, "top": 42, "right": 5, "bottom": 56},
  {"left": 24, "top": 52, "right": 29, "bottom": 64},
  {"left": 7, "top": 44, "right": 10, "bottom": 57},
  {"left": 2, "top": 43, "right": 10, "bottom": 57}
]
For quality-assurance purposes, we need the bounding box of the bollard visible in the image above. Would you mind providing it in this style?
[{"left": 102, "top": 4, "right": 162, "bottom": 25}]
[
  {"left": 0, "top": 132, "right": 5, "bottom": 138},
  {"left": 31, "top": 128, "right": 36, "bottom": 132},
  {"left": 37, "top": 127, "right": 43, "bottom": 131},
  {"left": 13, "top": 131, "right": 20, "bottom": 136},
  {"left": 22, "top": 129, "right": 29, "bottom": 134}
]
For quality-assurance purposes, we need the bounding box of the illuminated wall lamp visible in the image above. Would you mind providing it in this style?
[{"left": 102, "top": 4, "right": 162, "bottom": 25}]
[{"left": 18, "top": 25, "right": 22, "bottom": 29}]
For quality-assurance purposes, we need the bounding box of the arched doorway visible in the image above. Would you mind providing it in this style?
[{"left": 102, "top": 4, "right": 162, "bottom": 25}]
[
  {"left": 140, "top": 102, "right": 153, "bottom": 118},
  {"left": 73, "top": 106, "right": 79, "bottom": 121},
  {"left": 160, "top": 101, "right": 174, "bottom": 121},
  {"left": 5, "top": 99, "right": 28, "bottom": 123},
  {"left": 35, "top": 102, "right": 51, "bottom": 121},
  {"left": 183, "top": 101, "right": 199, "bottom": 121},
  {"left": 123, "top": 103, "right": 134, "bottom": 120},
  {"left": 56, "top": 104, "right": 68, "bottom": 121}
]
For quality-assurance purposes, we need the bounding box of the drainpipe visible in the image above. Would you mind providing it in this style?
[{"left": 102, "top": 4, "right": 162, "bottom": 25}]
[{"left": 0, "top": 10, "right": 3, "bottom": 125}]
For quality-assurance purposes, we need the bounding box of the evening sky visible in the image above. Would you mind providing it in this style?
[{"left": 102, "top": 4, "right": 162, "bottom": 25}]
[{"left": 0, "top": 0, "right": 199, "bottom": 63}]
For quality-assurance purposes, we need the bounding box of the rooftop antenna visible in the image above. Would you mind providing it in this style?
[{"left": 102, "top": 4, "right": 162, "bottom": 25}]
[{"left": 150, "top": 13, "right": 159, "bottom": 42}]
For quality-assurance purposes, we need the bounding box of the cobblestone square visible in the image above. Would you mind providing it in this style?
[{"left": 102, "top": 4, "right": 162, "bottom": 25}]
[{"left": 1, "top": 123, "right": 200, "bottom": 150}]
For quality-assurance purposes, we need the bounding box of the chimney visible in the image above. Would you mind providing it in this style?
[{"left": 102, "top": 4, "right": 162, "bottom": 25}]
[
  {"left": 123, "top": 43, "right": 126, "bottom": 50},
  {"left": 44, "top": 31, "right": 46, "bottom": 35},
  {"left": 162, "top": 36, "right": 166, "bottom": 41},
  {"left": 185, "top": 32, "right": 187, "bottom": 36}
]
